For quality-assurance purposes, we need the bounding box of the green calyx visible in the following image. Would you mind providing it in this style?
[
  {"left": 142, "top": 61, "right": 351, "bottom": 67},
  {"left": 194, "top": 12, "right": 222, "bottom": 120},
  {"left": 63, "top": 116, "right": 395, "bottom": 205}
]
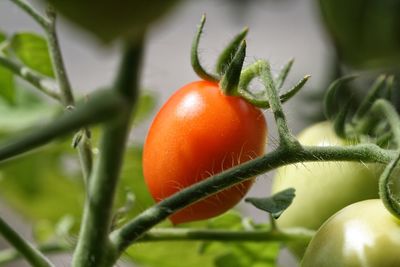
[
  {"left": 190, "top": 15, "right": 310, "bottom": 108},
  {"left": 323, "top": 74, "right": 396, "bottom": 144}
]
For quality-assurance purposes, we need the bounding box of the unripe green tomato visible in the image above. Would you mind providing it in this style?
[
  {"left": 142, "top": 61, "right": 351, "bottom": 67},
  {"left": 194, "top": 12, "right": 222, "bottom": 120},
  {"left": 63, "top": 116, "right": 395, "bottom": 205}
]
[
  {"left": 318, "top": 0, "right": 400, "bottom": 69},
  {"left": 43, "top": 0, "right": 180, "bottom": 42},
  {"left": 302, "top": 199, "right": 400, "bottom": 267},
  {"left": 271, "top": 121, "right": 381, "bottom": 257}
]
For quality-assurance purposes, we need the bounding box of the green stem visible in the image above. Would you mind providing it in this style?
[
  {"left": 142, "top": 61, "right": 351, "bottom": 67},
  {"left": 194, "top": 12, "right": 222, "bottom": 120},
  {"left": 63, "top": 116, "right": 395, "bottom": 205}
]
[
  {"left": 138, "top": 228, "right": 314, "bottom": 243},
  {"left": 111, "top": 143, "right": 392, "bottom": 254},
  {"left": 9, "top": 0, "right": 50, "bottom": 29},
  {"left": 45, "top": 8, "right": 74, "bottom": 106},
  {"left": 0, "top": 90, "right": 124, "bottom": 162},
  {"left": 372, "top": 99, "right": 400, "bottom": 147},
  {"left": 258, "top": 60, "right": 299, "bottom": 147},
  {"left": 0, "top": 55, "right": 61, "bottom": 101},
  {"left": 0, "top": 226, "right": 312, "bottom": 265},
  {"left": 72, "top": 37, "right": 144, "bottom": 267},
  {"left": 0, "top": 216, "right": 54, "bottom": 267},
  {"left": 379, "top": 150, "right": 400, "bottom": 219},
  {"left": 0, "top": 243, "right": 71, "bottom": 266},
  {"left": 45, "top": 7, "right": 94, "bottom": 183}
]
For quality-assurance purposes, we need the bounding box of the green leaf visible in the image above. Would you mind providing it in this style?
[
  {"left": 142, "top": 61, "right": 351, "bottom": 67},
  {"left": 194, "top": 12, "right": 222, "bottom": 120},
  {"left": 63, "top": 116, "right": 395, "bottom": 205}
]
[
  {"left": 125, "top": 212, "right": 279, "bottom": 267},
  {"left": 132, "top": 91, "right": 156, "bottom": 125},
  {"left": 0, "top": 64, "right": 15, "bottom": 104},
  {"left": 0, "top": 93, "right": 56, "bottom": 132},
  {"left": 0, "top": 32, "right": 6, "bottom": 43},
  {"left": 245, "top": 188, "right": 296, "bottom": 219},
  {"left": 10, "top": 32, "right": 54, "bottom": 77}
]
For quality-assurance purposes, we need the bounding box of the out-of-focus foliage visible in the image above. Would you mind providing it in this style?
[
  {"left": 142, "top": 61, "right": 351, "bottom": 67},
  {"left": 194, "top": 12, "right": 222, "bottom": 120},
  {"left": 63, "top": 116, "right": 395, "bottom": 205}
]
[
  {"left": 10, "top": 32, "right": 55, "bottom": 77},
  {"left": 0, "top": 32, "right": 15, "bottom": 105},
  {"left": 41, "top": 0, "right": 181, "bottom": 42},
  {"left": 318, "top": 0, "right": 400, "bottom": 69},
  {"left": 127, "top": 212, "right": 280, "bottom": 267},
  {"left": 0, "top": 87, "right": 280, "bottom": 266}
]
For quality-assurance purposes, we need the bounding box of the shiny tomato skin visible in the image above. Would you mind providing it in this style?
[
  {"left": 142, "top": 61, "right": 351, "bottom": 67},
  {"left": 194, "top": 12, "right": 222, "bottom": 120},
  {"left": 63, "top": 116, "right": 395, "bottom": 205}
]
[
  {"left": 143, "top": 80, "right": 267, "bottom": 224},
  {"left": 302, "top": 199, "right": 400, "bottom": 267}
]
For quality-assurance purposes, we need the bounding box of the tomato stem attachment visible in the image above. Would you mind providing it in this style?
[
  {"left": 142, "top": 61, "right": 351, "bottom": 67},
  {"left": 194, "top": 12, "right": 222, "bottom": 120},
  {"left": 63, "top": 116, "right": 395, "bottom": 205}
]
[
  {"left": 219, "top": 40, "right": 246, "bottom": 95},
  {"left": 191, "top": 15, "right": 219, "bottom": 83},
  {"left": 323, "top": 75, "right": 356, "bottom": 121},
  {"left": 237, "top": 61, "right": 310, "bottom": 109},
  {"left": 215, "top": 27, "right": 248, "bottom": 75},
  {"left": 275, "top": 58, "right": 294, "bottom": 91}
]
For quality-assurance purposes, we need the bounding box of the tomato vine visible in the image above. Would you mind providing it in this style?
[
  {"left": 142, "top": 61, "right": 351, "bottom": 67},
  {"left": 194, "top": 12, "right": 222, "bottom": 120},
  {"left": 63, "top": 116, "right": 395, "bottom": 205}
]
[{"left": 0, "top": 1, "right": 399, "bottom": 267}]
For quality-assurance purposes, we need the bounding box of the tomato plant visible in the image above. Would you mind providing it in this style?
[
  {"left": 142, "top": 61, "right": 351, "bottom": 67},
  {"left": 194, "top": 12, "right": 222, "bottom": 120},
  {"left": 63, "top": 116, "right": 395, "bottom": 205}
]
[
  {"left": 143, "top": 80, "right": 267, "bottom": 224},
  {"left": 271, "top": 121, "right": 382, "bottom": 256},
  {"left": 272, "top": 121, "right": 381, "bottom": 230},
  {"left": 1, "top": 2, "right": 400, "bottom": 267},
  {"left": 302, "top": 199, "right": 400, "bottom": 267}
]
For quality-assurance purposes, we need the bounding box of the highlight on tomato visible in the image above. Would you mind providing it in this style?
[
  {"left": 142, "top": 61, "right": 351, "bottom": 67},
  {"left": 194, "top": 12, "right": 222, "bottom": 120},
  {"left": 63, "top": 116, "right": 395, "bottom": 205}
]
[
  {"left": 301, "top": 199, "right": 400, "bottom": 267},
  {"left": 142, "top": 80, "right": 267, "bottom": 224}
]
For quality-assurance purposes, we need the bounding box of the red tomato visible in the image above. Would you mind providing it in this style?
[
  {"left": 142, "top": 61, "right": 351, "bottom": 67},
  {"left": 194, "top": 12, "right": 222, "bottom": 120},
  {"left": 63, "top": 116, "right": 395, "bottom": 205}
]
[{"left": 143, "top": 80, "right": 267, "bottom": 224}]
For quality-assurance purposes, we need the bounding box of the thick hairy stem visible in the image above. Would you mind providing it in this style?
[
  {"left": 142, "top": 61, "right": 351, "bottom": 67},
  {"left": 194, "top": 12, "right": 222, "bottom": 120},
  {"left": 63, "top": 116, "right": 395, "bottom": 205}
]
[
  {"left": 72, "top": 37, "right": 144, "bottom": 267},
  {"left": 0, "top": 216, "right": 54, "bottom": 267},
  {"left": 111, "top": 144, "right": 392, "bottom": 254}
]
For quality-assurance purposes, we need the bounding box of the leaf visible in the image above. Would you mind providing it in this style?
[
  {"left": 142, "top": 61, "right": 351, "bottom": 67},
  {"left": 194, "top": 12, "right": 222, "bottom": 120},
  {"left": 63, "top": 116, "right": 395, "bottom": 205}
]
[
  {"left": 10, "top": 32, "right": 54, "bottom": 77},
  {"left": 132, "top": 91, "right": 156, "bottom": 125},
  {"left": 125, "top": 212, "right": 279, "bottom": 267},
  {"left": 0, "top": 91, "right": 57, "bottom": 132},
  {"left": 0, "top": 64, "right": 15, "bottom": 104},
  {"left": 0, "top": 32, "right": 6, "bottom": 43},
  {"left": 245, "top": 188, "right": 296, "bottom": 219}
]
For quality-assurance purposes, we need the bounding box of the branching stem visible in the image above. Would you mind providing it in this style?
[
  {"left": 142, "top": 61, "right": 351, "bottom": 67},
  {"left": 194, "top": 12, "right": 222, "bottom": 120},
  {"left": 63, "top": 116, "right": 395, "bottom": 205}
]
[{"left": 111, "top": 143, "right": 392, "bottom": 254}]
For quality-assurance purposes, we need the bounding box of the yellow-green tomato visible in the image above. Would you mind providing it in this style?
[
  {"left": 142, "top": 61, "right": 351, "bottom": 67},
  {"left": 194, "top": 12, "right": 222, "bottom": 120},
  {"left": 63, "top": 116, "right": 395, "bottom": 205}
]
[
  {"left": 271, "top": 121, "right": 381, "bottom": 256},
  {"left": 302, "top": 199, "right": 400, "bottom": 267}
]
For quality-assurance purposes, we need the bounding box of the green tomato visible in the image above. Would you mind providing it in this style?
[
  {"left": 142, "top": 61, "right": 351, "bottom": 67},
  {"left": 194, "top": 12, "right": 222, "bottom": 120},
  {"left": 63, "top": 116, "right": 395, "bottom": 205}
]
[
  {"left": 318, "top": 0, "right": 400, "bottom": 69},
  {"left": 302, "top": 199, "right": 400, "bottom": 267},
  {"left": 43, "top": 0, "right": 180, "bottom": 42},
  {"left": 271, "top": 121, "right": 381, "bottom": 256}
]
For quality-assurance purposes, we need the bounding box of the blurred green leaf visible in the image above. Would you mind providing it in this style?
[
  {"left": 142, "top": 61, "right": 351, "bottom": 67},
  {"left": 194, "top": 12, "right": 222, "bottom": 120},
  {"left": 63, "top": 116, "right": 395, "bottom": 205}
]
[
  {"left": 10, "top": 32, "right": 54, "bottom": 77},
  {"left": 0, "top": 88, "right": 57, "bottom": 132},
  {"left": 0, "top": 64, "right": 15, "bottom": 105},
  {"left": 0, "top": 32, "right": 6, "bottom": 43},
  {"left": 132, "top": 91, "right": 156, "bottom": 125},
  {"left": 125, "top": 212, "right": 279, "bottom": 267}
]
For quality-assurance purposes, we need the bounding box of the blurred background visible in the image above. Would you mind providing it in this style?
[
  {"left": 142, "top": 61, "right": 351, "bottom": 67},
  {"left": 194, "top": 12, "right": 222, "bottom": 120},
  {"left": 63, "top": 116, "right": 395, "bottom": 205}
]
[{"left": 0, "top": 0, "right": 399, "bottom": 266}]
